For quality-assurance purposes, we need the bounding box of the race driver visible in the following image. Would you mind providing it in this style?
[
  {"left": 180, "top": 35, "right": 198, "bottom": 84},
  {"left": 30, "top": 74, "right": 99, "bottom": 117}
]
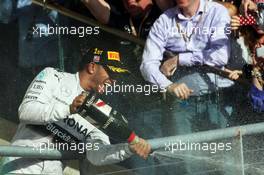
[{"left": 0, "top": 47, "right": 151, "bottom": 174}]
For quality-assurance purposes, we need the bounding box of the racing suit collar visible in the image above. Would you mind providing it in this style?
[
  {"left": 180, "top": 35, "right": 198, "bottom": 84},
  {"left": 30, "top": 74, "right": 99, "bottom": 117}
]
[{"left": 76, "top": 72, "right": 85, "bottom": 93}]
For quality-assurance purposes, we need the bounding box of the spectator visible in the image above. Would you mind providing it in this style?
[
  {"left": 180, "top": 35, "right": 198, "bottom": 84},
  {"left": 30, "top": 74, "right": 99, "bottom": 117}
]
[
  {"left": 82, "top": 0, "right": 174, "bottom": 39},
  {"left": 228, "top": 12, "right": 264, "bottom": 113},
  {"left": 140, "top": 0, "right": 233, "bottom": 174}
]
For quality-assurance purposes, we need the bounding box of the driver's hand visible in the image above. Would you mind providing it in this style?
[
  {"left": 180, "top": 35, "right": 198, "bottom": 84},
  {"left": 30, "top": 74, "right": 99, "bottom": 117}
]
[
  {"left": 129, "top": 137, "right": 151, "bottom": 160},
  {"left": 70, "top": 93, "right": 87, "bottom": 114}
]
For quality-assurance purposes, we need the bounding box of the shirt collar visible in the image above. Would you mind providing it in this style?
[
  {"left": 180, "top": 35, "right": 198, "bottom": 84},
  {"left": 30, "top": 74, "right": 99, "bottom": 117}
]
[{"left": 175, "top": 0, "right": 206, "bottom": 20}]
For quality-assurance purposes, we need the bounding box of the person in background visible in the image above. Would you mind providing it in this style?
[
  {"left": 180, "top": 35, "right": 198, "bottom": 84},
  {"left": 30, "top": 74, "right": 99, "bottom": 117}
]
[
  {"left": 216, "top": 0, "right": 238, "bottom": 16},
  {"left": 240, "top": 0, "right": 258, "bottom": 18},
  {"left": 81, "top": 0, "right": 175, "bottom": 39},
  {"left": 140, "top": 0, "right": 234, "bottom": 174},
  {"left": 227, "top": 10, "right": 264, "bottom": 113}
]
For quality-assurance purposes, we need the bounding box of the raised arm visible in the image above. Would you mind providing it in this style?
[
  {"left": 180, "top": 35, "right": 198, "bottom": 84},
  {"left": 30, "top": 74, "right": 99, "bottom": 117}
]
[{"left": 81, "top": 0, "right": 111, "bottom": 24}]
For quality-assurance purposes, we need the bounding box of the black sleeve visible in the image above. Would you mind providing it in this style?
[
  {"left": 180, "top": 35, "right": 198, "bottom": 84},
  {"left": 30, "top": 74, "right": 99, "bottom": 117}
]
[
  {"left": 107, "top": 2, "right": 129, "bottom": 29},
  {"left": 242, "top": 64, "right": 253, "bottom": 79}
]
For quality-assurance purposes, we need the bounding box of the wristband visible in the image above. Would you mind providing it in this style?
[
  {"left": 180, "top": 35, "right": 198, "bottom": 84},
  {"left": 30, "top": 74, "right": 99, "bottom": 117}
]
[
  {"left": 129, "top": 136, "right": 140, "bottom": 145},
  {"left": 127, "top": 132, "right": 136, "bottom": 142},
  {"left": 128, "top": 132, "right": 139, "bottom": 145}
]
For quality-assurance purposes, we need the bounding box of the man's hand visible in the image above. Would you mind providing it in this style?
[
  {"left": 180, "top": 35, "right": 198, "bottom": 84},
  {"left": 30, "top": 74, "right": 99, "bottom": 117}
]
[
  {"left": 160, "top": 55, "right": 179, "bottom": 77},
  {"left": 167, "top": 83, "right": 193, "bottom": 100},
  {"left": 129, "top": 137, "right": 151, "bottom": 160},
  {"left": 70, "top": 93, "right": 87, "bottom": 114},
  {"left": 231, "top": 16, "right": 240, "bottom": 30},
  {"left": 228, "top": 70, "right": 243, "bottom": 80},
  {"left": 240, "top": 0, "right": 257, "bottom": 18}
]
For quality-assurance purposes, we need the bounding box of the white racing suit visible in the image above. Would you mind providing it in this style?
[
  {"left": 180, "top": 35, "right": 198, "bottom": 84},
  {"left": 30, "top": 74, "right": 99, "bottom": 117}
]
[{"left": 1, "top": 67, "right": 133, "bottom": 174}]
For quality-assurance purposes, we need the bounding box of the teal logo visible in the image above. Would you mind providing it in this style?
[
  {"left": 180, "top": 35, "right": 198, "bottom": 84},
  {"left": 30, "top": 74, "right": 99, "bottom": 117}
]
[{"left": 36, "top": 71, "right": 46, "bottom": 80}]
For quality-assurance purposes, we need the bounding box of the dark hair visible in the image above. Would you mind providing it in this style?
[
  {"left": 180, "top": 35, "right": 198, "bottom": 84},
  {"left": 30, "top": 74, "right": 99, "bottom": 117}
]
[
  {"left": 78, "top": 55, "right": 91, "bottom": 71},
  {"left": 240, "top": 26, "right": 262, "bottom": 54},
  {"left": 78, "top": 46, "right": 93, "bottom": 71}
]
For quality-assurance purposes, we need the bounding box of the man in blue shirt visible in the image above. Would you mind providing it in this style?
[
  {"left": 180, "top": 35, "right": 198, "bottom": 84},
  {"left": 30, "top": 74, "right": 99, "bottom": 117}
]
[
  {"left": 141, "top": 0, "right": 234, "bottom": 174},
  {"left": 141, "top": 0, "right": 231, "bottom": 93},
  {"left": 141, "top": 0, "right": 233, "bottom": 134}
]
